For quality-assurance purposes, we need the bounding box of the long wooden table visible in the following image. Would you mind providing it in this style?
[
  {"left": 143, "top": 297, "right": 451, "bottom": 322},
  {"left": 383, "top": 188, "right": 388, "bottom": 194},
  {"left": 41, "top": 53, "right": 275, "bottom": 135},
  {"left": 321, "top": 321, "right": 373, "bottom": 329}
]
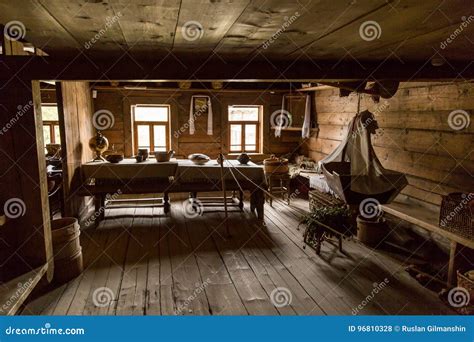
[{"left": 80, "top": 158, "right": 266, "bottom": 221}]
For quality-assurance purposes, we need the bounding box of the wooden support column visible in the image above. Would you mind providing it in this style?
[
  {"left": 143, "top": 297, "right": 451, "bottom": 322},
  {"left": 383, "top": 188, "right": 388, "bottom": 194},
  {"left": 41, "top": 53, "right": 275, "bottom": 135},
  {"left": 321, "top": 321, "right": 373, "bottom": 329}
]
[
  {"left": 57, "top": 81, "right": 95, "bottom": 220},
  {"left": 0, "top": 79, "right": 53, "bottom": 282}
]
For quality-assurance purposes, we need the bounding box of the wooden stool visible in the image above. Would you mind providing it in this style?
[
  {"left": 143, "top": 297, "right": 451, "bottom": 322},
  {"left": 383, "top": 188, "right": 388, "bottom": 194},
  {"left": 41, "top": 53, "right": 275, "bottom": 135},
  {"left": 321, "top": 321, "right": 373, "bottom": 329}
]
[{"left": 265, "top": 173, "right": 291, "bottom": 206}]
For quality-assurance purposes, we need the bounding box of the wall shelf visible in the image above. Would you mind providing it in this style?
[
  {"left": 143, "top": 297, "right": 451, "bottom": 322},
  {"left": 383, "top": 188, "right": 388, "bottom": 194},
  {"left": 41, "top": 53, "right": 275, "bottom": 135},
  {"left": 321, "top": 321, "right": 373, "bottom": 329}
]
[{"left": 0, "top": 264, "right": 48, "bottom": 315}]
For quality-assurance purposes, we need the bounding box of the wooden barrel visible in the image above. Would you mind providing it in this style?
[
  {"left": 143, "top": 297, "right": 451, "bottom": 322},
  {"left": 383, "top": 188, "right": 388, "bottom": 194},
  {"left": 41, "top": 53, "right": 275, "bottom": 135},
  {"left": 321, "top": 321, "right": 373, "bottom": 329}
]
[
  {"left": 356, "top": 215, "right": 388, "bottom": 247},
  {"left": 263, "top": 155, "right": 289, "bottom": 174},
  {"left": 51, "top": 217, "right": 83, "bottom": 283}
]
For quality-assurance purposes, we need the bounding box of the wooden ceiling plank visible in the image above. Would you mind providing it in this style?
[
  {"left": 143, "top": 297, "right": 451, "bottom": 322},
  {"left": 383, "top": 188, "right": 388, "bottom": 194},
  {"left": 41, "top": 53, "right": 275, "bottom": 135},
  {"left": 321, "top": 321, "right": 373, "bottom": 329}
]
[
  {"left": 173, "top": 0, "right": 250, "bottom": 53},
  {"left": 108, "top": 0, "right": 180, "bottom": 58},
  {"left": 0, "top": 0, "right": 80, "bottom": 56},
  {"left": 38, "top": 0, "right": 127, "bottom": 57},
  {"left": 296, "top": 0, "right": 472, "bottom": 61}
]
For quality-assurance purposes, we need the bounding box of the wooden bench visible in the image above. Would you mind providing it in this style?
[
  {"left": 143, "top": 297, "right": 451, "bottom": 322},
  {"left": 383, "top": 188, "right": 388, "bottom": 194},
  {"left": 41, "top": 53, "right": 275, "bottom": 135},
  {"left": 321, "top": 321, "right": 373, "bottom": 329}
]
[{"left": 382, "top": 200, "right": 474, "bottom": 286}]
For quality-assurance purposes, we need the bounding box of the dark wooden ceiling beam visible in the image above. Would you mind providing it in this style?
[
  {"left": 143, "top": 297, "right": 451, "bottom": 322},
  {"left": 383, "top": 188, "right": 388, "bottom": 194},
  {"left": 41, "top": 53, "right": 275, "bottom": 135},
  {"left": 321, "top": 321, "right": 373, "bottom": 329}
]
[{"left": 1, "top": 56, "right": 473, "bottom": 82}]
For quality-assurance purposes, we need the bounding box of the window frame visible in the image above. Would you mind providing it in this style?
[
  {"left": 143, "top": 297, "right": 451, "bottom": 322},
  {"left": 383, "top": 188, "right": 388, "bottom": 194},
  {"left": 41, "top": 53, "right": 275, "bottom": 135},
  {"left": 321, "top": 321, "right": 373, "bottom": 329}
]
[
  {"left": 41, "top": 104, "right": 60, "bottom": 145},
  {"left": 228, "top": 105, "right": 261, "bottom": 154},
  {"left": 132, "top": 104, "right": 170, "bottom": 154}
]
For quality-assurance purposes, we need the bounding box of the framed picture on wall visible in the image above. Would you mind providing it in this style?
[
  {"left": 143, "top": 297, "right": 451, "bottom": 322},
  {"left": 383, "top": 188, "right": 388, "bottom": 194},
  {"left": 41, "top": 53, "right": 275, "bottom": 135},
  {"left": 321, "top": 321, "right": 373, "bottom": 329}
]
[{"left": 193, "top": 96, "right": 209, "bottom": 114}]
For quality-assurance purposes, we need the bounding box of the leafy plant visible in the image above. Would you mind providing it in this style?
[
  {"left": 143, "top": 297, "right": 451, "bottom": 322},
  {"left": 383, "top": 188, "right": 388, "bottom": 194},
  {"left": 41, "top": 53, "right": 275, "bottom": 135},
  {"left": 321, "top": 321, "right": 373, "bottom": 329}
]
[{"left": 300, "top": 206, "right": 355, "bottom": 254}]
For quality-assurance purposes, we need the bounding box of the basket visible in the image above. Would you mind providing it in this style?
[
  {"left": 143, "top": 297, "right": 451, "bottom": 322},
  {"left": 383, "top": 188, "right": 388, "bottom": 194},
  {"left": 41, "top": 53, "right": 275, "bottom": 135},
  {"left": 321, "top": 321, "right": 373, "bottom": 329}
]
[
  {"left": 309, "top": 189, "right": 344, "bottom": 211},
  {"left": 439, "top": 193, "right": 473, "bottom": 241},
  {"left": 457, "top": 271, "right": 474, "bottom": 306}
]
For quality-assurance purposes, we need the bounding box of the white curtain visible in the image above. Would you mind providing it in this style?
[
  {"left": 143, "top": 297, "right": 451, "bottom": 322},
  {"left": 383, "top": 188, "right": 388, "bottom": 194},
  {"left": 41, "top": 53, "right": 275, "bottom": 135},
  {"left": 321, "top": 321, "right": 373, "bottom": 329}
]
[
  {"left": 302, "top": 94, "right": 311, "bottom": 138},
  {"left": 189, "top": 95, "right": 213, "bottom": 135}
]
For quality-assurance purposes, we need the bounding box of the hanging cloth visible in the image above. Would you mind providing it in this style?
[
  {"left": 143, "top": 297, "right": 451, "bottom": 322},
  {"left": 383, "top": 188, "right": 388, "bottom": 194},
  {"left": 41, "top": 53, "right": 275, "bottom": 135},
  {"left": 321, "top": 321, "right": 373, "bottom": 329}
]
[
  {"left": 302, "top": 94, "right": 311, "bottom": 138},
  {"left": 189, "top": 95, "right": 213, "bottom": 135},
  {"left": 317, "top": 98, "right": 407, "bottom": 197},
  {"left": 274, "top": 95, "right": 285, "bottom": 137}
]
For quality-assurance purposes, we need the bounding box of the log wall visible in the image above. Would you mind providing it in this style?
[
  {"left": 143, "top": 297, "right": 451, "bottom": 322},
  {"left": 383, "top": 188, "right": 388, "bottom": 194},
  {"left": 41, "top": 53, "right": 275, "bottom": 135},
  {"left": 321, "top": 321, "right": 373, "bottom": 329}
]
[
  {"left": 93, "top": 89, "right": 306, "bottom": 161},
  {"left": 304, "top": 82, "right": 474, "bottom": 210}
]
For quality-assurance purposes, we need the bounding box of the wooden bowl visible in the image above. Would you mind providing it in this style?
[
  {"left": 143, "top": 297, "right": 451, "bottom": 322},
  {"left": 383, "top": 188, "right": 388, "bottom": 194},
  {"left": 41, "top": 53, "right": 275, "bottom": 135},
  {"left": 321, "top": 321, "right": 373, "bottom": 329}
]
[
  {"left": 105, "top": 154, "right": 124, "bottom": 163},
  {"left": 188, "top": 153, "right": 210, "bottom": 165}
]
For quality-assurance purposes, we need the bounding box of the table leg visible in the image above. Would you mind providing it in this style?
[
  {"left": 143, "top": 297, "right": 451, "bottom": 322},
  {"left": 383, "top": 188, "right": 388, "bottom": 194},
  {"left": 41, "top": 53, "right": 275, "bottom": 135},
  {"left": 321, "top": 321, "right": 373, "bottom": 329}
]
[
  {"left": 251, "top": 190, "right": 265, "bottom": 221},
  {"left": 238, "top": 190, "right": 244, "bottom": 211},
  {"left": 164, "top": 192, "right": 170, "bottom": 214},
  {"left": 448, "top": 240, "right": 457, "bottom": 287},
  {"left": 94, "top": 194, "right": 105, "bottom": 226}
]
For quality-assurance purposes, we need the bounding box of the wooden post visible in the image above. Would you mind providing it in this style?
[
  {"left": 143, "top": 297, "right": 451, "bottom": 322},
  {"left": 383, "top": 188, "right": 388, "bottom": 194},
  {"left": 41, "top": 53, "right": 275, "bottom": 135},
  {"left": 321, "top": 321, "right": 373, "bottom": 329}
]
[{"left": 0, "top": 79, "right": 53, "bottom": 282}]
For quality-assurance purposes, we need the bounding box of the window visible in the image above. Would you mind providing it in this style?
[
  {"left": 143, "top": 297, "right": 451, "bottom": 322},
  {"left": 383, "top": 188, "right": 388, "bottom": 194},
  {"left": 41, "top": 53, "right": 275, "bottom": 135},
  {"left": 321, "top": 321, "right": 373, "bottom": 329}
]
[
  {"left": 42, "top": 105, "right": 61, "bottom": 145},
  {"left": 132, "top": 105, "right": 170, "bottom": 153},
  {"left": 228, "top": 105, "right": 261, "bottom": 153}
]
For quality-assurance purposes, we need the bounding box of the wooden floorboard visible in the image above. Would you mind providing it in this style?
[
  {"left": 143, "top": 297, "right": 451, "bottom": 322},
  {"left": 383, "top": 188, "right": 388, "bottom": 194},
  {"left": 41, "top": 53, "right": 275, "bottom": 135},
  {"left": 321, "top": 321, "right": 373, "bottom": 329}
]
[{"left": 21, "top": 198, "right": 454, "bottom": 315}]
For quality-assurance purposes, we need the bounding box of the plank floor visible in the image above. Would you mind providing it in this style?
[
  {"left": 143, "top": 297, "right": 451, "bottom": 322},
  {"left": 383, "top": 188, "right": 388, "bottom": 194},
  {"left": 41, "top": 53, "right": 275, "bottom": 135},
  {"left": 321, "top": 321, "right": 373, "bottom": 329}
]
[{"left": 22, "top": 198, "right": 454, "bottom": 315}]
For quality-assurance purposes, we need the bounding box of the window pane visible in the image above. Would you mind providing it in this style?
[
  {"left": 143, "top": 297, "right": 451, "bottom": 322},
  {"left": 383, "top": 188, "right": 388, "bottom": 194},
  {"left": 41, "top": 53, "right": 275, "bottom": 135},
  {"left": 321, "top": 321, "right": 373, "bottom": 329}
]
[
  {"left": 153, "top": 125, "right": 167, "bottom": 151},
  {"left": 228, "top": 106, "right": 259, "bottom": 121},
  {"left": 54, "top": 125, "right": 61, "bottom": 144},
  {"left": 230, "top": 124, "right": 242, "bottom": 151},
  {"left": 137, "top": 125, "right": 150, "bottom": 150},
  {"left": 134, "top": 106, "right": 168, "bottom": 122},
  {"left": 244, "top": 124, "right": 256, "bottom": 150},
  {"left": 42, "top": 105, "right": 59, "bottom": 121},
  {"left": 43, "top": 126, "right": 51, "bottom": 145}
]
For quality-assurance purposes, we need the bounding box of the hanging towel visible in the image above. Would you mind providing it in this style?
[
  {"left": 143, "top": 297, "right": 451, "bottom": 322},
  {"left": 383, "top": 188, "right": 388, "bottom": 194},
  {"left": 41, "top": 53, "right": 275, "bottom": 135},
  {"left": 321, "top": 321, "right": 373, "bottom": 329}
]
[
  {"left": 189, "top": 95, "right": 213, "bottom": 135},
  {"left": 274, "top": 95, "right": 285, "bottom": 137},
  {"left": 302, "top": 94, "right": 311, "bottom": 138}
]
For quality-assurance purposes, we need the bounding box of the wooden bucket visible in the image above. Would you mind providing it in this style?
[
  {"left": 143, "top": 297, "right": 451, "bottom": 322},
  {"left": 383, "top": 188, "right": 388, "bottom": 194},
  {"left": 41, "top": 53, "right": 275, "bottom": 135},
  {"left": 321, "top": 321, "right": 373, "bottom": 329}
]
[
  {"left": 263, "top": 155, "right": 289, "bottom": 175},
  {"left": 356, "top": 215, "right": 388, "bottom": 247},
  {"left": 51, "top": 217, "right": 83, "bottom": 283}
]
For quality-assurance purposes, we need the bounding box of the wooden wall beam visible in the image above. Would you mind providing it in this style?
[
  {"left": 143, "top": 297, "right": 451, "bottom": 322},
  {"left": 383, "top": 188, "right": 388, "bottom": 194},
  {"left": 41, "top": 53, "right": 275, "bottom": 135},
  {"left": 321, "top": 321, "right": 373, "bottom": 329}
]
[
  {"left": 1, "top": 56, "right": 474, "bottom": 82},
  {"left": 0, "top": 79, "right": 53, "bottom": 282}
]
